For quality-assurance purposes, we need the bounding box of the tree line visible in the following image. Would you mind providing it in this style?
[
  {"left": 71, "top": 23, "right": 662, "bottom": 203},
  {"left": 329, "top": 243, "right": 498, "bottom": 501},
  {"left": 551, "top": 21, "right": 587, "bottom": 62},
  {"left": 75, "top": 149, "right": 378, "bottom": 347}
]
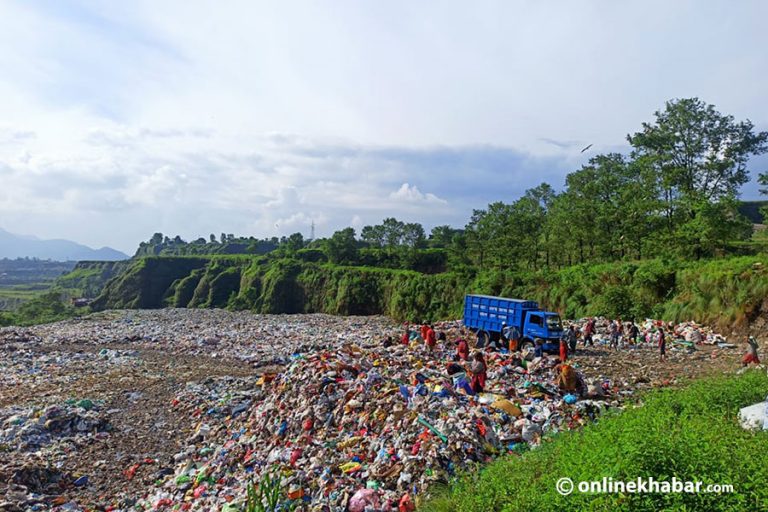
[{"left": 138, "top": 98, "right": 768, "bottom": 273}]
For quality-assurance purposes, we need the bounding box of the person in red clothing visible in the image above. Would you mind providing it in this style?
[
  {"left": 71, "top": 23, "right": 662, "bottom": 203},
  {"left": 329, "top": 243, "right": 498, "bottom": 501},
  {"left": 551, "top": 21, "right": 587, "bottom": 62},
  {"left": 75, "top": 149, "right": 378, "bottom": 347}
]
[
  {"left": 456, "top": 337, "right": 470, "bottom": 361},
  {"left": 559, "top": 336, "right": 568, "bottom": 362},
  {"left": 742, "top": 336, "right": 760, "bottom": 366},
  {"left": 420, "top": 322, "right": 430, "bottom": 342},
  {"left": 425, "top": 325, "right": 437, "bottom": 351},
  {"left": 401, "top": 325, "right": 411, "bottom": 346},
  {"left": 469, "top": 351, "right": 487, "bottom": 393},
  {"left": 582, "top": 318, "right": 595, "bottom": 346}
]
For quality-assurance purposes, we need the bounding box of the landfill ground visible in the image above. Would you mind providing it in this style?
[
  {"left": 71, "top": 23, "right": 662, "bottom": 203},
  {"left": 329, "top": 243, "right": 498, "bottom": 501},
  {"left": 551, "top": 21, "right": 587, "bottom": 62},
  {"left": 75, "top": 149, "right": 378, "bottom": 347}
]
[{"left": 0, "top": 309, "right": 746, "bottom": 511}]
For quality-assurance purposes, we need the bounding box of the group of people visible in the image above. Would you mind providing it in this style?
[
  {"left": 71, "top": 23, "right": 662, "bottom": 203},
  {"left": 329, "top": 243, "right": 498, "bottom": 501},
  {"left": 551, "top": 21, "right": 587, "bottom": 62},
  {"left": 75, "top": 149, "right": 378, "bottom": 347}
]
[
  {"left": 398, "top": 322, "right": 491, "bottom": 395},
  {"left": 398, "top": 317, "right": 762, "bottom": 402},
  {"left": 577, "top": 318, "right": 667, "bottom": 360}
]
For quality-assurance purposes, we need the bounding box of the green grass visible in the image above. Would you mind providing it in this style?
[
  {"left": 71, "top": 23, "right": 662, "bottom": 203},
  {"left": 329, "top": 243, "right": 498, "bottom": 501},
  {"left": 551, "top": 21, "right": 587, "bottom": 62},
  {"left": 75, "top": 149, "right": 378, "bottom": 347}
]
[
  {"left": 0, "top": 285, "right": 47, "bottom": 312},
  {"left": 423, "top": 370, "right": 768, "bottom": 512},
  {"left": 0, "top": 291, "right": 84, "bottom": 327},
  {"left": 0, "top": 287, "right": 43, "bottom": 300}
]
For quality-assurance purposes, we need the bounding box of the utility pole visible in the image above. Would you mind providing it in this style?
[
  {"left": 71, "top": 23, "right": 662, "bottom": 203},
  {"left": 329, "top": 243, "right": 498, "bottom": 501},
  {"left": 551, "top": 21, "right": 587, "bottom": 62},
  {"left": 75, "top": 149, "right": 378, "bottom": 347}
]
[{"left": 310, "top": 220, "right": 315, "bottom": 241}]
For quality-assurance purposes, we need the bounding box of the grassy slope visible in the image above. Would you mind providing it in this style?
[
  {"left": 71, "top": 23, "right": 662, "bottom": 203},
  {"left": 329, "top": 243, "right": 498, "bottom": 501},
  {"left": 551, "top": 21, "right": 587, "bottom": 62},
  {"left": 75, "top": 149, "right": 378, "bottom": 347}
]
[
  {"left": 87, "top": 255, "right": 768, "bottom": 332},
  {"left": 423, "top": 370, "right": 768, "bottom": 512}
]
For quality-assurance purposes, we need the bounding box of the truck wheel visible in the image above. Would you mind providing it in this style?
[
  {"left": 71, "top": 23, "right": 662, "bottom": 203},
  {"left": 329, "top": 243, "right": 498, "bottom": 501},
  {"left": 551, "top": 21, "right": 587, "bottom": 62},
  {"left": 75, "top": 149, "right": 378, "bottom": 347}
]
[
  {"left": 476, "top": 330, "right": 490, "bottom": 349},
  {"left": 519, "top": 339, "right": 535, "bottom": 357}
]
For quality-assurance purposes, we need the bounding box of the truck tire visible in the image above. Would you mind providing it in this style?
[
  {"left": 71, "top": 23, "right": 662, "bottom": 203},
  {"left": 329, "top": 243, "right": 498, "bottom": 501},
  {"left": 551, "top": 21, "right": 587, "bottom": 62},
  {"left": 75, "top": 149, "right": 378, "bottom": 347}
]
[
  {"left": 476, "top": 330, "right": 490, "bottom": 349},
  {"left": 519, "top": 338, "right": 535, "bottom": 357}
]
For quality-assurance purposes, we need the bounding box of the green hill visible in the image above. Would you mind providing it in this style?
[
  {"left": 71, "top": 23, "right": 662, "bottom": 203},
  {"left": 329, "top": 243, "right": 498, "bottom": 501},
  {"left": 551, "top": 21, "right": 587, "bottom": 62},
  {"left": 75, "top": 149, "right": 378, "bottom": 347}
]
[{"left": 81, "top": 254, "right": 768, "bottom": 334}]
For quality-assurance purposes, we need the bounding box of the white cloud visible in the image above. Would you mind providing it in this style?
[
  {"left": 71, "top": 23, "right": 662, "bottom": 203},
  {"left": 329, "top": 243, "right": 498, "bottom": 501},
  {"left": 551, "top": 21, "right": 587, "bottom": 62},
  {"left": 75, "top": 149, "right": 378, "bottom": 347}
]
[
  {"left": 0, "top": 1, "right": 766, "bottom": 251},
  {"left": 389, "top": 183, "right": 447, "bottom": 205}
]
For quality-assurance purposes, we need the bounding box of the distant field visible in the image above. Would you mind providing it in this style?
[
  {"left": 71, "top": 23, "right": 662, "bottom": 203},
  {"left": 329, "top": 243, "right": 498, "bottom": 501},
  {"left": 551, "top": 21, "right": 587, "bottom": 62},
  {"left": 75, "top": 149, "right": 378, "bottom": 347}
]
[
  {"left": 0, "top": 259, "right": 77, "bottom": 310},
  {"left": 0, "top": 285, "right": 46, "bottom": 311}
]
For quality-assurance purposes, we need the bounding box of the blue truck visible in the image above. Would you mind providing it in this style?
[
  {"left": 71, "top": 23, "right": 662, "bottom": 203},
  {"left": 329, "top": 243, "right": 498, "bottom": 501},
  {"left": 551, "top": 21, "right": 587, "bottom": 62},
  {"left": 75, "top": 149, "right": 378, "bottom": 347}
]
[{"left": 463, "top": 294, "right": 563, "bottom": 353}]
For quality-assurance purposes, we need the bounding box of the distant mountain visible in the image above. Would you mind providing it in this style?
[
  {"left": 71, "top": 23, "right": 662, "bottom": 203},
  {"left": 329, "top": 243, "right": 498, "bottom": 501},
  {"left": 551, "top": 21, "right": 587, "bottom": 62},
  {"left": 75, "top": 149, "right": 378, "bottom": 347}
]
[{"left": 0, "top": 227, "right": 128, "bottom": 261}]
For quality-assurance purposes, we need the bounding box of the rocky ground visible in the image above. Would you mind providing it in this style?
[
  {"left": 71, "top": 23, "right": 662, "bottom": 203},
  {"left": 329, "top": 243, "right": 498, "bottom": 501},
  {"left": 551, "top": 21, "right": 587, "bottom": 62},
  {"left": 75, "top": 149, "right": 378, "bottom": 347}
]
[{"left": 0, "top": 310, "right": 746, "bottom": 511}]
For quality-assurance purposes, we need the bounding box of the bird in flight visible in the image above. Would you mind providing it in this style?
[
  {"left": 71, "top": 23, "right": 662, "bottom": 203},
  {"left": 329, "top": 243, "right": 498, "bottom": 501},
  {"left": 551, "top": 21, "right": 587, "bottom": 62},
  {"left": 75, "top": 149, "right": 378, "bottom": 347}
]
[{"left": 580, "top": 144, "right": 593, "bottom": 153}]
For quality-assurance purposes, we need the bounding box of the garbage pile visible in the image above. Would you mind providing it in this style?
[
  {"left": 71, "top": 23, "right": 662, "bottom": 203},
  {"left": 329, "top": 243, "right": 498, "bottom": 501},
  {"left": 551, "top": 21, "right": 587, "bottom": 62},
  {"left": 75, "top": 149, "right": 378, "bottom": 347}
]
[
  {"left": 17, "top": 310, "right": 395, "bottom": 365},
  {"left": 0, "top": 310, "right": 743, "bottom": 511},
  {"left": 0, "top": 402, "right": 110, "bottom": 510},
  {"left": 0, "top": 348, "right": 140, "bottom": 388},
  {"left": 126, "top": 338, "right": 616, "bottom": 511},
  {"left": 0, "top": 401, "right": 109, "bottom": 452}
]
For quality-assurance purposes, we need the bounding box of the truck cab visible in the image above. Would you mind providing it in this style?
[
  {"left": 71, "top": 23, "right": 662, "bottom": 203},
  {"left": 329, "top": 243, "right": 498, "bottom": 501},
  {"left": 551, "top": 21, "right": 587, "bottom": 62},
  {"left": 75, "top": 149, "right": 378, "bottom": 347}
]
[{"left": 523, "top": 311, "right": 563, "bottom": 353}]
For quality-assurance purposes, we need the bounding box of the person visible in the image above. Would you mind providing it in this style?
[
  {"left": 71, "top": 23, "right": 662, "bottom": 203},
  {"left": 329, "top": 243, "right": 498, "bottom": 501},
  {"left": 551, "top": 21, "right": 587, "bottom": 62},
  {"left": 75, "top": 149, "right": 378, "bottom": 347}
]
[
  {"left": 503, "top": 323, "right": 520, "bottom": 352},
  {"left": 658, "top": 328, "right": 666, "bottom": 362},
  {"left": 456, "top": 337, "right": 470, "bottom": 361},
  {"left": 742, "top": 336, "right": 760, "bottom": 366},
  {"left": 609, "top": 320, "right": 620, "bottom": 350},
  {"left": 420, "top": 322, "right": 430, "bottom": 342},
  {"left": 629, "top": 322, "right": 639, "bottom": 345},
  {"left": 446, "top": 361, "right": 465, "bottom": 376},
  {"left": 425, "top": 325, "right": 437, "bottom": 351},
  {"left": 559, "top": 335, "right": 568, "bottom": 362},
  {"left": 583, "top": 318, "right": 594, "bottom": 346},
  {"left": 556, "top": 363, "right": 578, "bottom": 392},
  {"left": 565, "top": 325, "right": 577, "bottom": 353},
  {"left": 400, "top": 325, "right": 410, "bottom": 346},
  {"left": 475, "top": 330, "right": 486, "bottom": 349},
  {"left": 468, "top": 351, "right": 487, "bottom": 394},
  {"left": 617, "top": 319, "right": 624, "bottom": 347},
  {"left": 509, "top": 352, "right": 525, "bottom": 369}
]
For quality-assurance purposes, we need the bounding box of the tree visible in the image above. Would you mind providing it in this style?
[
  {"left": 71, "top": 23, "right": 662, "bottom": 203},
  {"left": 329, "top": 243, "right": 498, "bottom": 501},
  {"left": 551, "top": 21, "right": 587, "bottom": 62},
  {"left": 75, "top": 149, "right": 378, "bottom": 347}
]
[
  {"left": 150, "top": 233, "right": 164, "bottom": 245},
  {"left": 515, "top": 183, "right": 555, "bottom": 268},
  {"left": 429, "top": 225, "right": 460, "bottom": 248},
  {"left": 464, "top": 202, "right": 516, "bottom": 269},
  {"left": 326, "top": 228, "right": 359, "bottom": 264},
  {"left": 381, "top": 218, "right": 406, "bottom": 249},
  {"left": 210, "top": 234, "right": 217, "bottom": 243},
  {"left": 361, "top": 225, "right": 385, "bottom": 247},
  {"left": 629, "top": 98, "right": 767, "bottom": 255},
  {"left": 629, "top": 98, "right": 767, "bottom": 203},
  {"left": 283, "top": 232, "right": 305, "bottom": 252},
  {"left": 401, "top": 223, "right": 426, "bottom": 248}
]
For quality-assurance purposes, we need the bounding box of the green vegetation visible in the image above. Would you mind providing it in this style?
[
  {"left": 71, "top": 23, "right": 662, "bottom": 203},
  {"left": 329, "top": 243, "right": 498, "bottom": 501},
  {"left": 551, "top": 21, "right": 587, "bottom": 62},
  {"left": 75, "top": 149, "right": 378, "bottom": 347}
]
[
  {"left": 244, "top": 468, "right": 296, "bottom": 512},
  {"left": 134, "top": 232, "right": 281, "bottom": 257},
  {"left": 0, "top": 291, "right": 86, "bottom": 327},
  {"left": 0, "top": 286, "right": 44, "bottom": 311},
  {"left": 84, "top": 254, "right": 768, "bottom": 332},
  {"left": 423, "top": 370, "right": 768, "bottom": 512},
  {"left": 0, "top": 258, "right": 78, "bottom": 312},
  {"left": 55, "top": 260, "right": 128, "bottom": 297}
]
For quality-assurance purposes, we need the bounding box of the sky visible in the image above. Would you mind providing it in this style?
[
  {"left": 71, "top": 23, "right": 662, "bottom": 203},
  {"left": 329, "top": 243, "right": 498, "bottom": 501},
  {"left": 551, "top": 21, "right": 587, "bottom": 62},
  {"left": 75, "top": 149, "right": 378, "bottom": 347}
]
[{"left": 1, "top": 0, "right": 767, "bottom": 254}]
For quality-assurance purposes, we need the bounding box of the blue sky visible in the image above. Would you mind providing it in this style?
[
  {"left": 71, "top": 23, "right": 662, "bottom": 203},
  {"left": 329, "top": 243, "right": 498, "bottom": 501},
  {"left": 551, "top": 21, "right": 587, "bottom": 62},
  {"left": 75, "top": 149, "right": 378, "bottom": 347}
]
[{"left": 0, "top": 0, "right": 767, "bottom": 253}]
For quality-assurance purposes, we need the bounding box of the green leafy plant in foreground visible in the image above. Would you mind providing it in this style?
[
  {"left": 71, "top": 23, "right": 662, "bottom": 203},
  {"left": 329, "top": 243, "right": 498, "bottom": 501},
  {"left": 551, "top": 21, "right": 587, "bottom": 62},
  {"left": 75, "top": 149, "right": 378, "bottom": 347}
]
[{"left": 245, "top": 468, "right": 296, "bottom": 512}]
